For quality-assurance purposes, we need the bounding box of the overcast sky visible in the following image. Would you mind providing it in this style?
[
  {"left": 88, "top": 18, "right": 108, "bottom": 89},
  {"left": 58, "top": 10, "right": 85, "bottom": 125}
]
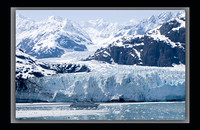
[{"left": 16, "top": 10, "right": 184, "bottom": 24}]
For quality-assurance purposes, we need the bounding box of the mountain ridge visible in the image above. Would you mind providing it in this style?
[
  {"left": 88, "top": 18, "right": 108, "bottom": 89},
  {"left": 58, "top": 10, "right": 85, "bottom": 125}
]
[
  {"left": 16, "top": 11, "right": 185, "bottom": 63},
  {"left": 85, "top": 13, "right": 185, "bottom": 67},
  {"left": 16, "top": 15, "right": 93, "bottom": 58}
]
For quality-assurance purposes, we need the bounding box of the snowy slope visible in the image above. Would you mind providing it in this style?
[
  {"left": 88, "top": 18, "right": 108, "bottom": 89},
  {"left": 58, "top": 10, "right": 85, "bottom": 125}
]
[
  {"left": 86, "top": 12, "right": 185, "bottom": 67},
  {"left": 16, "top": 14, "right": 38, "bottom": 34},
  {"left": 16, "top": 48, "right": 56, "bottom": 79},
  {"left": 80, "top": 18, "right": 123, "bottom": 46},
  {"left": 16, "top": 15, "right": 93, "bottom": 58},
  {"left": 131, "top": 11, "right": 184, "bottom": 35},
  {"left": 80, "top": 11, "right": 184, "bottom": 47},
  {"left": 16, "top": 48, "right": 91, "bottom": 79},
  {"left": 146, "top": 13, "right": 185, "bottom": 48}
]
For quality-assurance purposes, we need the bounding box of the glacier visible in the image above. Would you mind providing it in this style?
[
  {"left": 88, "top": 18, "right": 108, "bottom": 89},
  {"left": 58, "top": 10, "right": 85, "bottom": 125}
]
[{"left": 16, "top": 61, "right": 185, "bottom": 102}]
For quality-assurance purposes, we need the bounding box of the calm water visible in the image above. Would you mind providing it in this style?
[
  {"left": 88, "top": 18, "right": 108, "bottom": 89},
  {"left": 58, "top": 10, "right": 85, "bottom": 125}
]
[{"left": 16, "top": 102, "right": 185, "bottom": 120}]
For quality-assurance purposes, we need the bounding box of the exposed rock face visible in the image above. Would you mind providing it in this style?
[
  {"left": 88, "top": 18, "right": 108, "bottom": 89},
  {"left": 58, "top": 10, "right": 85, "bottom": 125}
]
[
  {"left": 86, "top": 15, "right": 185, "bottom": 67},
  {"left": 141, "top": 36, "right": 185, "bottom": 66}
]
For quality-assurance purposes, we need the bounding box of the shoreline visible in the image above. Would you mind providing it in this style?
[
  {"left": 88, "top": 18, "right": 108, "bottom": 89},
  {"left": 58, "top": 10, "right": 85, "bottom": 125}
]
[{"left": 16, "top": 101, "right": 185, "bottom": 106}]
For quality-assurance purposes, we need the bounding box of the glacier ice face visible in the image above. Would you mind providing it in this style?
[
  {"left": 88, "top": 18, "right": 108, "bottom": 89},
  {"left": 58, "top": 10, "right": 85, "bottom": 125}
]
[{"left": 16, "top": 62, "right": 185, "bottom": 102}]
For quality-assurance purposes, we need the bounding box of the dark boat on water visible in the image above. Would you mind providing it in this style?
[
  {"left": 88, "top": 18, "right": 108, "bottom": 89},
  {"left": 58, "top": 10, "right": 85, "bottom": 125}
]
[{"left": 69, "top": 102, "right": 99, "bottom": 109}]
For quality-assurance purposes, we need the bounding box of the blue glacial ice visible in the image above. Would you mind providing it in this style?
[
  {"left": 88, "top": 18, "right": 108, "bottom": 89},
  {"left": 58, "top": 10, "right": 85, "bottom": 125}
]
[{"left": 16, "top": 62, "right": 185, "bottom": 102}]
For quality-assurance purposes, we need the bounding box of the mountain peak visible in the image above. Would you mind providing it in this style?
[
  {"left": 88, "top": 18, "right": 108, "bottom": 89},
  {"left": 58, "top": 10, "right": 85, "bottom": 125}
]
[
  {"left": 148, "top": 15, "right": 157, "bottom": 23},
  {"left": 96, "top": 18, "right": 106, "bottom": 23},
  {"left": 129, "top": 19, "right": 139, "bottom": 25},
  {"left": 47, "top": 15, "right": 66, "bottom": 22},
  {"left": 87, "top": 18, "right": 108, "bottom": 26}
]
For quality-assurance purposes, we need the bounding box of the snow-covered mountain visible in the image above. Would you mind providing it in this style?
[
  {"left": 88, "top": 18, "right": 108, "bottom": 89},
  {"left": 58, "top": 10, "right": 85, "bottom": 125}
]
[
  {"left": 16, "top": 11, "right": 184, "bottom": 59},
  {"left": 86, "top": 12, "right": 185, "bottom": 67},
  {"left": 80, "top": 11, "right": 184, "bottom": 46},
  {"left": 80, "top": 18, "right": 122, "bottom": 46},
  {"left": 16, "top": 15, "right": 93, "bottom": 58},
  {"left": 130, "top": 11, "right": 184, "bottom": 35}
]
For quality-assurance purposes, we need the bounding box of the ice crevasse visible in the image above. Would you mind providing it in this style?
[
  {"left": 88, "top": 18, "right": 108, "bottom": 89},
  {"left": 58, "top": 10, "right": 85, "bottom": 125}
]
[{"left": 16, "top": 64, "right": 185, "bottom": 102}]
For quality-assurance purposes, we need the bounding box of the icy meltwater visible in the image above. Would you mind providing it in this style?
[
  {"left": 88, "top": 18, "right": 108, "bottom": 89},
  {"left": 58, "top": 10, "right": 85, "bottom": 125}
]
[{"left": 16, "top": 102, "right": 185, "bottom": 120}]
